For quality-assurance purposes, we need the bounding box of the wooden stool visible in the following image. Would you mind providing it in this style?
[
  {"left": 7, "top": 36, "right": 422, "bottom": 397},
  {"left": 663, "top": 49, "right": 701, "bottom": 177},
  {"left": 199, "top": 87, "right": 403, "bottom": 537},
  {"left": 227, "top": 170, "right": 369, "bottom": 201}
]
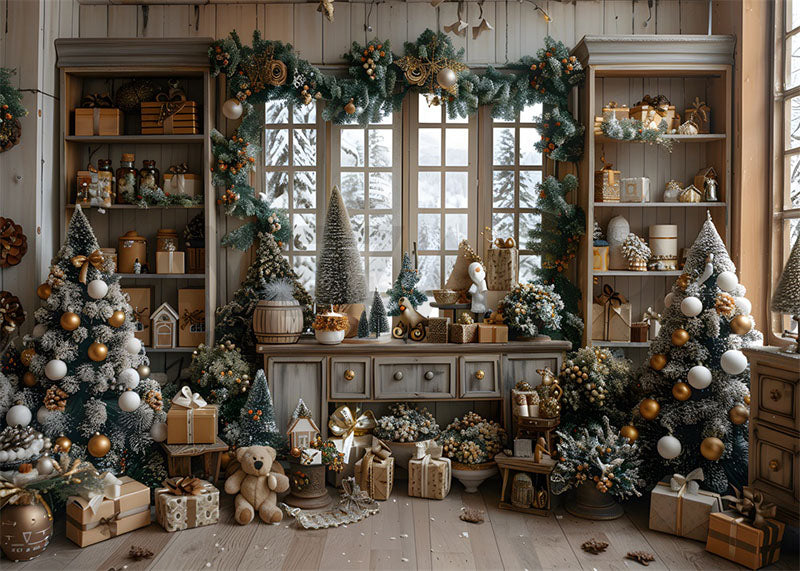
[
  {"left": 494, "top": 452, "right": 555, "bottom": 517},
  {"left": 161, "top": 437, "right": 229, "bottom": 484}
]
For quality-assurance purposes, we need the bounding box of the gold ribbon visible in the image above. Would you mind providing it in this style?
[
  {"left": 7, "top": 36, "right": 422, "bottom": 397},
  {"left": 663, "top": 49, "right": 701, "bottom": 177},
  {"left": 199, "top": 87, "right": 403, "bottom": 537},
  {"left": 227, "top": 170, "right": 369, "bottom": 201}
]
[
  {"left": 686, "top": 97, "right": 710, "bottom": 123},
  {"left": 637, "top": 94, "right": 671, "bottom": 117},
  {"left": 80, "top": 93, "right": 113, "bottom": 108},
  {"left": 655, "top": 468, "right": 704, "bottom": 536},
  {"left": 357, "top": 439, "right": 392, "bottom": 495},
  {"left": 131, "top": 306, "right": 148, "bottom": 324},
  {"left": 162, "top": 476, "right": 206, "bottom": 496},
  {"left": 340, "top": 477, "right": 374, "bottom": 514},
  {"left": 180, "top": 309, "right": 204, "bottom": 330},
  {"left": 593, "top": 284, "right": 627, "bottom": 341},
  {"left": 722, "top": 486, "right": 777, "bottom": 529},
  {"left": 328, "top": 406, "right": 377, "bottom": 438},
  {"left": 71, "top": 249, "right": 105, "bottom": 284},
  {"left": 155, "top": 101, "right": 186, "bottom": 131}
]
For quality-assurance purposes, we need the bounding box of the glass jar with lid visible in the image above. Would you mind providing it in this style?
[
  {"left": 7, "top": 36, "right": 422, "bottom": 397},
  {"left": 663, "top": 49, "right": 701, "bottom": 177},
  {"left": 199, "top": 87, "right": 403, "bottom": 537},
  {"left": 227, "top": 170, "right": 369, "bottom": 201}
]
[
  {"left": 138, "top": 160, "right": 160, "bottom": 193},
  {"left": 116, "top": 153, "right": 137, "bottom": 204}
]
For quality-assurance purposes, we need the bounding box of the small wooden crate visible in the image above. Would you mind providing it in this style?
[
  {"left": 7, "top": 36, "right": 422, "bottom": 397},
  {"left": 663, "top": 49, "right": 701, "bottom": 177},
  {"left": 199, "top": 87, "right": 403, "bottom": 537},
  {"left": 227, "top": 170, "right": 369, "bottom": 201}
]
[
  {"left": 161, "top": 437, "right": 229, "bottom": 484},
  {"left": 74, "top": 108, "right": 123, "bottom": 136},
  {"left": 141, "top": 101, "right": 199, "bottom": 135},
  {"left": 495, "top": 453, "right": 554, "bottom": 516}
]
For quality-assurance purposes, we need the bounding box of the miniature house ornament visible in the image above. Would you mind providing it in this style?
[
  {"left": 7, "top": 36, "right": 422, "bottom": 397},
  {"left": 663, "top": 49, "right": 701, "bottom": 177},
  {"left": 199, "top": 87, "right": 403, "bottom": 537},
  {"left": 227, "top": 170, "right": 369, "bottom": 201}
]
[
  {"left": 287, "top": 399, "right": 320, "bottom": 450},
  {"left": 150, "top": 302, "right": 179, "bottom": 348},
  {"left": 468, "top": 261, "right": 488, "bottom": 314}
]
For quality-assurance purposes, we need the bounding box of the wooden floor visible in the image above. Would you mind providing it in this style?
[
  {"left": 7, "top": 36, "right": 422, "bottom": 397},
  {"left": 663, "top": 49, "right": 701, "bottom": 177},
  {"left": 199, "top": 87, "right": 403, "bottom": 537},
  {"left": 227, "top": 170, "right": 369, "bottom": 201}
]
[{"left": 11, "top": 478, "right": 799, "bottom": 571}]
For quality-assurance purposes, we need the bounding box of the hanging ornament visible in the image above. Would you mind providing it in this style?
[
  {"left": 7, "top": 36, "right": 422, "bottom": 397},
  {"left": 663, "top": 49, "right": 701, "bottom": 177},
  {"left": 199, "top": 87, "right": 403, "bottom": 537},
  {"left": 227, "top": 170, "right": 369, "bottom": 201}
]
[
  {"left": 36, "top": 283, "right": 52, "bottom": 300},
  {"left": 649, "top": 354, "right": 667, "bottom": 371},
  {"left": 729, "top": 314, "right": 752, "bottom": 335},
  {"left": 317, "top": 0, "right": 335, "bottom": 22},
  {"left": 639, "top": 398, "right": 660, "bottom": 420},
  {"left": 700, "top": 436, "right": 725, "bottom": 461},
  {"left": 88, "top": 432, "right": 111, "bottom": 457},
  {"left": 32, "top": 323, "right": 47, "bottom": 338},
  {"left": 137, "top": 364, "right": 151, "bottom": 379},
  {"left": 664, "top": 292, "right": 674, "bottom": 308},
  {"left": 118, "top": 390, "right": 141, "bottom": 413},
  {"left": 688, "top": 365, "right": 712, "bottom": 389},
  {"left": 436, "top": 67, "right": 458, "bottom": 89},
  {"left": 43, "top": 386, "right": 68, "bottom": 411},
  {"left": 344, "top": 99, "right": 356, "bottom": 115},
  {"left": 20, "top": 347, "right": 35, "bottom": 366},
  {"left": 290, "top": 446, "right": 302, "bottom": 458},
  {"left": 36, "top": 406, "right": 52, "bottom": 425},
  {"left": 108, "top": 310, "right": 126, "bottom": 328},
  {"left": 620, "top": 425, "right": 639, "bottom": 442},
  {"left": 150, "top": 421, "right": 167, "bottom": 443},
  {"left": 0, "top": 498, "right": 53, "bottom": 562},
  {"left": 680, "top": 296, "right": 703, "bottom": 317},
  {"left": 721, "top": 350, "right": 747, "bottom": 375},
  {"left": 124, "top": 336, "right": 142, "bottom": 355},
  {"left": 472, "top": 14, "right": 494, "bottom": 40},
  {"left": 716, "top": 270, "right": 738, "bottom": 292},
  {"left": 222, "top": 98, "right": 243, "bottom": 120},
  {"left": 87, "top": 279, "right": 108, "bottom": 300},
  {"left": 729, "top": 404, "right": 749, "bottom": 425},
  {"left": 443, "top": 1, "right": 469, "bottom": 37},
  {"left": 118, "top": 368, "right": 140, "bottom": 389},
  {"left": 5, "top": 403, "right": 32, "bottom": 427},
  {"left": 671, "top": 328, "right": 689, "bottom": 346},
  {"left": 672, "top": 382, "right": 692, "bottom": 401},
  {"left": 696, "top": 253, "right": 714, "bottom": 286},
  {"left": 60, "top": 311, "right": 81, "bottom": 331},
  {"left": 0, "top": 291, "right": 24, "bottom": 335},
  {"left": 44, "top": 359, "right": 67, "bottom": 381},
  {"left": 54, "top": 435, "right": 72, "bottom": 453},
  {"left": 715, "top": 292, "right": 736, "bottom": 316},
  {"left": 395, "top": 34, "right": 469, "bottom": 95},
  {"left": 22, "top": 371, "right": 37, "bottom": 387},
  {"left": 657, "top": 435, "right": 682, "bottom": 459},
  {"left": 744, "top": 394, "right": 751, "bottom": 405},
  {"left": 0, "top": 217, "right": 28, "bottom": 268},
  {"left": 36, "top": 453, "right": 54, "bottom": 475},
  {"left": 88, "top": 342, "right": 108, "bottom": 362},
  {"left": 734, "top": 296, "right": 752, "bottom": 316}
]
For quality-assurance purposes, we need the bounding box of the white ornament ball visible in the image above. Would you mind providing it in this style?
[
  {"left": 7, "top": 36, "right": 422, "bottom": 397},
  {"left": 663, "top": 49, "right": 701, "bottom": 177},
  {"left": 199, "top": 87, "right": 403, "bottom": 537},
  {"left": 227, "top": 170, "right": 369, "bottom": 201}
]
[
  {"left": 717, "top": 271, "right": 738, "bottom": 292},
  {"left": 436, "top": 67, "right": 458, "bottom": 89},
  {"left": 735, "top": 297, "right": 752, "bottom": 316},
  {"left": 657, "top": 435, "right": 682, "bottom": 459},
  {"left": 688, "top": 365, "right": 713, "bottom": 390},
  {"left": 124, "top": 336, "right": 142, "bottom": 355},
  {"left": 664, "top": 292, "right": 675, "bottom": 308},
  {"left": 118, "top": 368, "right": 140, "bottom": 389},
  {"left": 87, "top": 279, "right": 109, "bottom": 299},
  {"left": 32, "top": 323, "right": 48, "bottom": 338},
  {"left": 45, "top": 359, "right": 67, "bottom": 380},
  {"left": 150, "top": 421, "right": 168, "bottom": 443},
  {"left": 36, "top": 455, "right": 54, "bottom": 475},
  {"left": 222, "top": 97, "right": 243, "bottom": 120},
  {"left": 118, "top": 390, "right": 141, "bottom": 413},
  {"left": 721, "top": 350, "right": 748, "bottom": 375},
  {"left": 6, "top": 404, "right": 32, "bottom": 428},
  {"left": 37, "top": 406, "right": 53, "bottom": 425},
  {"left": 680, "top": 296, "right": 703, "bottom": 317}
]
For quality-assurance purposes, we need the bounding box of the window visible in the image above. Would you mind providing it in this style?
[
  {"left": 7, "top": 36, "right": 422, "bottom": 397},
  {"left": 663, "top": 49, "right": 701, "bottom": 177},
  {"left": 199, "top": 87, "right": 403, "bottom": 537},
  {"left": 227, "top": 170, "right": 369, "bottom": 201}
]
[
  {"left": 490, "top": 103, "right": 544, "bottom": 282},
  {"left": 331, "top": 114, "right": 402, "bottom": 295},
  {"left": 263, "top": 102, "right": 325, "bottom": 294}
]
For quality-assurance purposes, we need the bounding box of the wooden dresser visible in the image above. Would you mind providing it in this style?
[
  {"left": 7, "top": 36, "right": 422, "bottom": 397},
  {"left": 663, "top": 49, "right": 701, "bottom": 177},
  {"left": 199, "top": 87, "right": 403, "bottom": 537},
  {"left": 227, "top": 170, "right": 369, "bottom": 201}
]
[
  {"left": 743, "top": 347, "right": 800, "bottom": 524},
  {"left": 257, "top": 338, "right": 569, "bottom": 435}
]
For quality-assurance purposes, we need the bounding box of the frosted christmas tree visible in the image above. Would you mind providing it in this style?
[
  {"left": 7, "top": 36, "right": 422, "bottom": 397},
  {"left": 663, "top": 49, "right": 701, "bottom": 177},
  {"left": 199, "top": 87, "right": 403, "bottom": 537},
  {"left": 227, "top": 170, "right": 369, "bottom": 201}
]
[
  {"left": 386, "top": 252, "right": 427, "bottom": 316},
  {"left": 24, "top": 206, "right": 166, "bottom": 482},
  {"left": 634, "top": 214, "right": 762, "bottom": 493},
  {"left": 235, "top": 369, "right": 286, "bottom": 452},
  {"left": 357, "top": 309, "right": 370, "bottom": 338},
  {"left": 771, "top": 232, "right": 800, "bottom": 351},
  {"left": 369, "top": 289, "right": 389, "bottom": 337}
]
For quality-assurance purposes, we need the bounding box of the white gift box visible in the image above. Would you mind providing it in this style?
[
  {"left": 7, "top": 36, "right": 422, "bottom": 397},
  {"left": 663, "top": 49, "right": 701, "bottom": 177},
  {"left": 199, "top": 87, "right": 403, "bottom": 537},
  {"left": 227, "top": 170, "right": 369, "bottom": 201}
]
[{"left": 620, "top": 177, "right": 650, "bottom": 202}]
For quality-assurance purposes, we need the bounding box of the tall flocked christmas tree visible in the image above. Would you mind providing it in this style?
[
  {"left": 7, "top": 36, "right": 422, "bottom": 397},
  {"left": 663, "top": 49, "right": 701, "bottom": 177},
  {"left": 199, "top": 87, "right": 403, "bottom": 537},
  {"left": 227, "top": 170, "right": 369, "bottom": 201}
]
[
  {"left": 386, "top": 252, "right": 427, "bottom": 316},
  {"left": 25, "top": 206, "right": 166, "bottom": 482},
  {"left": 369, "top": 289, "right": 389, "bottom": 337},
  {"left": 634, "top": 214, "right": 762, "bottom": 493},
  {"left": 234, "top": 369, "right": 286, "bottom": 452},
  {"left": 771, "top": 231, "right": 800, "bottom": 351}
]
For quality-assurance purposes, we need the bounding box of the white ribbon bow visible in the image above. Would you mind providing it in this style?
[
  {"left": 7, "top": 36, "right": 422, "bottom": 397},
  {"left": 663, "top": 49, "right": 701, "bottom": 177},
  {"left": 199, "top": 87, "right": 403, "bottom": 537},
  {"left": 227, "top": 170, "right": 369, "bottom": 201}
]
[
  {"left": 171, "top": 385, "right": 207, "bottom": 409},
  {"left": 669, "top": 467, "right": 704, "bottom": 496},
  {"left": 79, "top": 471, "right": 123, "bottom": 514},
  {"left": 413, "top": 440, "right": 443, "bottom": 460}
]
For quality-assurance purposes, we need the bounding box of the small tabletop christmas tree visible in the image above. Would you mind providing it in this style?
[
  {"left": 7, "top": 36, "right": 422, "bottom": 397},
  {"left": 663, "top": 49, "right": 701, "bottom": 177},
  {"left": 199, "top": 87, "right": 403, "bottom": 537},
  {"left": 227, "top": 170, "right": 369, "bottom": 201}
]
[
  {"left": 634, "top": 214, "right": 762, "bottom": 493},
  {"left": 386, "top": 252, "right": 427, "bottom": 316},
  {"left": 369, "top": 289, "right": 389, "bottom": 337},
  {"left": 236, "top": 369, "right": 286, "bottom": 452},
  {"left": 771, "top": 232, "right": 800, "bottom": 352},
  {"left": 356, "top": 309, "right": 370, "bottom": 338}
]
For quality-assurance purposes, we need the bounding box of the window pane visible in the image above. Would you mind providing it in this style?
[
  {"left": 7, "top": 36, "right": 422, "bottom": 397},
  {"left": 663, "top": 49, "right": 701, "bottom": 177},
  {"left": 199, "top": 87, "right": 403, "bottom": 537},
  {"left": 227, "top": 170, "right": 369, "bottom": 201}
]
[
  {"left": 519, "top": 171, "right": 542, "bottom": 208},
  {"left": 445, "top": 172, "right": 468, "bottom": 208},
  {"left": 368, "top": 130, "right": 392, "bottom": 167},
  {"left": 293, "top": 104, "right": 315, "bottom": 124},
  {"left": 520, "top": 254, "right": 540, "bottom": 282},
  {"left": 493, "top": 127, "right": 515, "bottom": 166},
  {"left": 418, "top": 256, "right": 441, "bottom": 291},
  {"left": 444, "top": 213, "right": 467, "bottom": 250},
  {"left": 519, "top": 128, "right": 542, "bottom": 165},
  {"left": 370, "top": 256, "right": 394, "bottom": 293},
  {"left": 520, "top": 103, "right": 542, "bottom": 123},
  {"left": 418, "top": 172, "right": 441, "bottom": 208},
  {"left": 492, "top": 213, "right": 515, "bottom": 244},
  {"left": 791, "top": 154, "right": 800, "bottom": 208},
  {"left": 790, "top": 0, "right": 800, "bottom": 32},
  {"left": 265, "top": 101, "right": 288, "bottom": 123},
  {"left": 445, "top": 128, "right": 469, "bottom": 165},
  {"left": 293, "top": 129, "right": 317, "bottom": 165},
  {"left": 265, "top": 129, "right": 289, "bottom": 166},
  {"left": 520, "top": 212, "right": 541, "bottom": 239},
  {"left": 341, "top": 129, "right": 364, "bottom": 167},
  {"left": 418, "top": 213, "right": 441, "bottom": 250},
  {"left": 418, "top": 95, "right": 441, "bottom": 123},
  {"left": 294, "top": 171, "right": 316, "bottom": 209},
  {"left": 789, "top": 35, "right": 800, "bottom": 90},
  {"left": 293, "top": 256, "right": 316, "bottom": 294},
  {"left": 493, "top": 171, "right": 515, "bottom": 208},
  {"left": 368, "top": 172, "right": 393, "bottom": 209},
  {"left": 350, "top": 214, "right": 365, "bottom": 251},
  {"left": 267, "top": 171, "right": 289, "bottom": 208},
  {"left": 293, "top": 213, "right": 316, "bottom": 250},
  {"left": 418, "top": 129, "right": 441, "bottom": 165},
  {"left": 341, "top": 172, "right": 365, "bottom": 209},
  {"left": 369, "top": 214, "right": 393, "bottom": 251}
]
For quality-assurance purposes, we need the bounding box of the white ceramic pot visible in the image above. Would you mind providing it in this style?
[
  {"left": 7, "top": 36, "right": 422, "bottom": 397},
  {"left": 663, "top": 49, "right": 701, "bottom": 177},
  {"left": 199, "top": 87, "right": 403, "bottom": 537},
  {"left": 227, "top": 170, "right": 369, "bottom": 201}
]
[
  {"left": 315, "top": 329, "right": 345, "bottom": 345},
  {"left": 451, "top": 462, "right": 498, "bottom": 493}
]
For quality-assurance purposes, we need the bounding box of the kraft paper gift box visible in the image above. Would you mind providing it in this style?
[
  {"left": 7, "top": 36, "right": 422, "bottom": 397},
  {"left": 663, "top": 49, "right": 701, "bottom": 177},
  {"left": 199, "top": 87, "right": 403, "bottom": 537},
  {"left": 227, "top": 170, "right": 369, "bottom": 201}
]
[
  {"left": 706, "top": 510, "right": 785, "bottom": 569},
  {"left": 408, "top": 441, "right": 451, "bottom": 500},
  {"left": 602, "top": 102, "right": 629, "bottom": 122},
  {"left": 156, "top": 250, "right": 186, "bottom": 274},
  {"left": 155, "top": 478, "right": 220, "bottom": 532},
  {"left": 354, "top": 438, "right": 394, "bottom": 500},
  {"left": 450, "top": 322, "right": 478, "bottom": 343},
  {"left": 620, "top": 177, "right": 651, "bottom": 202},
  {"left": 178, "top": 288, "right": 205, "bottom": 347},
  {"left": 591, "top": 284, "right": 631, "bottom": 342},
  {"left": 163, "top": 173, "right": 201, "bottom": 198},
  {"left": 477, "top": 323, "right": 509, "bottom": 343},
  {"left": 648, "top": 469, "right": 723, "bottom": 542},
  {"left": 66, "top": 475, "right": 150, "bottom": 547},
  {"left": 74, "top": 108, "right": 123, "bottom": 136},
  {"left": 166, "top": 386, "right": 218, "bottom": 444},
  {"left": 122, "top": 287, "right": 152, "bottom": 346},
  {"left": 425, "top": 317, "right": 450, "bottom": 343},
  {"left": 486, "top": 247, "right": 519, "bottom": 290}
]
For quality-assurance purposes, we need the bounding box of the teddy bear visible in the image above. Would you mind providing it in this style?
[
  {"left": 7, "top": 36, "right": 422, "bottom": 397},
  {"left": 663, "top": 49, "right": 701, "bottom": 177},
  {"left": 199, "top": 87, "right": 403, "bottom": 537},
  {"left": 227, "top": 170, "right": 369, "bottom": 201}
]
[{"left": 224, "top": 445, "right": 289, "bottom": 525}]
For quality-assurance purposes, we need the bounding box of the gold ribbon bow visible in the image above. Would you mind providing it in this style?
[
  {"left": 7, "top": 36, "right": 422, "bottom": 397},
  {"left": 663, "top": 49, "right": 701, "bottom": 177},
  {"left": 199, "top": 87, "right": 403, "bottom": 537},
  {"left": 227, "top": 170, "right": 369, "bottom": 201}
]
[
  {"left": 687, "top": 97, "right": 710, "bottom": 122},
  {"left": 180, "top": 309, "right": 204, "bottom": 330},
  {"left": 155, "top": 101, "right": 187, "bottom": 126},
  {"left": 169, "top": 162, "right": 190, "bottom": 175},
  {"left": 71, "top": 249, "right": 105, "bottom": 284},
  {"left": 328, "top": 406, "right": 377, "bottom": 438},
  {"left": 638, "top": 94, "right": 671, "bottom": 117},
  {"left": 0, "top": 480, "right": 54, "bottom": 525},
  {"left": 340, "top": 477, "right": 375, "bottom": 513},
  {"left": 80, "top": 93, "right": 113, "bottom": 108},
  {"left": 722, "top": 486, "right": 777, "bottom": 529},
  {"left": 163, "top": 476, "right": 206, "bottom": 496}
]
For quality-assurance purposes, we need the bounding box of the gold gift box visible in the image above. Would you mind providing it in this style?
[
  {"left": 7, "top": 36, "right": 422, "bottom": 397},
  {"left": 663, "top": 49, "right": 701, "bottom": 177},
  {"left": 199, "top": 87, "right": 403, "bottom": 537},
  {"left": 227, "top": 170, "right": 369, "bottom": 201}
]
[
  {"left": 477, "top": 323, "right": 509, "bottom": 343},
  {"left": 706, "top": 512, "right": 785, "bottom": 570},
  {"left": 74, "top": 108, "right": 123, "bottom": 136}
]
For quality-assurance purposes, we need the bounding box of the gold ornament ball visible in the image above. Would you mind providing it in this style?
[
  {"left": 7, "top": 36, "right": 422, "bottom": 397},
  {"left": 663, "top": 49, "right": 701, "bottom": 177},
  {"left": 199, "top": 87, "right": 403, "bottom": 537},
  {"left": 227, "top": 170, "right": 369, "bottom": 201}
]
[
  {"left": 744, "top": 394, "right": 751, "bottom": 405},
  {"left": 344, "top": 100, "right": 356, "bottom": 115},
  {"left": 729, "top": 404, "right": 749, "bottom": 425},
  {"left": 639, "top": 398, "right": 661, "bottom": 420},
  {"left": 137, "top": 364, "right": 151, "bottom": 379},
  {"left": 88, "top": 432, "right": 111, "bottom": 457},
  {"left": 22, "top": 371, "right": 37, "bottom": 387},
  {"left": 650, "top": 354, "right": 667, "bottom": 371},
  {"left": 54, "top": 435, "right": 72, "bottom": 453},
  {"left": 290, "top": 446, "right": 302, "bottom": 458},
  {"left": 20, "top": 348, "right": 35, "bottom": 366},
  {"left": 671, "top": 328, "right": 690, "bottom": 346},
  {"left": 88, "top": 342, "right": 108, "bottom": 362},
  {"left": 220, "top": 451, "right": 232, "bottom": 471},
  {"left": 60, "top": 311, "right": 81, "bottom": 331},
  {"left": 0, "top": 500, "right": 53, "bottom": 562},
  {"left": 730, "top": 315, "right": 752, "bottom": 335},
  {"left": 36, "top": 283, "right": 51, "bottom": 300},
  {"left": 620, "top": 425, "right": 639, "bottom": 443},
  {"left": 672, "top": 382, "right": 692, "bottom": 401},
  {"left": 700, "top": 437, "right": 725, "bottom": 461},
  {"left": 108, "top": 310, "right": 126, "bottom": 328}
]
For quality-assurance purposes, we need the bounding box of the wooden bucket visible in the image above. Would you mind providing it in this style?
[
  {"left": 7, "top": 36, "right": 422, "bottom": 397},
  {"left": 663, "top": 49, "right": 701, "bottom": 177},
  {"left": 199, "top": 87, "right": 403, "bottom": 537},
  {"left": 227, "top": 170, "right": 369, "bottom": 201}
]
[{"left": 252, "top": 300, "right": 303, "bottom": 344}]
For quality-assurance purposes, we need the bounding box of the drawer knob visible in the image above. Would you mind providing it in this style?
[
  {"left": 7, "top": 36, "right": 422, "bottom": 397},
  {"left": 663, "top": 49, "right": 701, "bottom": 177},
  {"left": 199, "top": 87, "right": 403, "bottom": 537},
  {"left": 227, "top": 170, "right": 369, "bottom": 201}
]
[
  {"left": 475, "top": 369, "right": 485, "bottom": 380},
  {"left": 344, "top": 369, "right": 355, "bottom": 381},
  {"left": 770, "top": 389, "right": 782, "bottom": 401},
  {"left": 424, "top": 371, "right": 435, "bottom": 381},
  {"left": 393, "top": 371, "right": 404, "bottom": 381},
  {"left": 769, "top": 459, "right": 780, "bottom": 472}
]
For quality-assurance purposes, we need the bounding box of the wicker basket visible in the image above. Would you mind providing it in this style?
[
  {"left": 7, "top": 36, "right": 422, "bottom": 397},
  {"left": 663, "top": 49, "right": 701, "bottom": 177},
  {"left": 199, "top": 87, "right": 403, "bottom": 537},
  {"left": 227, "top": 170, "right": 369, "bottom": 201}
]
[{"left": 432, "top": 289, "right": 459, "bottom": 305}]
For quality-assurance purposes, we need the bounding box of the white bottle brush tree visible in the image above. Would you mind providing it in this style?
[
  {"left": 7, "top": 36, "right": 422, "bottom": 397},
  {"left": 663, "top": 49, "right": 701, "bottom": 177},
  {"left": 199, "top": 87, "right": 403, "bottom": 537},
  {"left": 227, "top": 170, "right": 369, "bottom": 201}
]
[
  {"left": 633, "top": 214, "right": 762, "bottom": 494},
  {"left": 23, "top": 206, "right": 167, "bottom": 483}
]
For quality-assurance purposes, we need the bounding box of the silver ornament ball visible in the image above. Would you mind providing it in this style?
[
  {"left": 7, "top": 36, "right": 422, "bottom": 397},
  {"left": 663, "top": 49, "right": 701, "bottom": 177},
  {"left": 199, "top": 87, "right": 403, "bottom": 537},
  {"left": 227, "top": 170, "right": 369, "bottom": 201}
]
[{"left": 436, "top": 68, "right": 458, "bottom": 89}]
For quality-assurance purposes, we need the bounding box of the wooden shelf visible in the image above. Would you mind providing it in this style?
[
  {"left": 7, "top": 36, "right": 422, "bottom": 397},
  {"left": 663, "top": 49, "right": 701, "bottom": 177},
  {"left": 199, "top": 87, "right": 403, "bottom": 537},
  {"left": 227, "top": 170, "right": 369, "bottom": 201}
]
[
  {"left": 593, "top": 340, "right": 651, "bottom": 348},
  {"left": 594, "top": 202, "right": 726, "bottom": 208},
  {"left": 65, "top": 134, "right": 205, "bottom": 144},
  {"left": 67, "top": 204, "right": 204, "bottom": 210},
  {"left": 595, "top": 133, "right": 726, "bottom": 144},
  {"left": 117, "top": 273, "right": 206, "bottom": 280},
  {"left": 593, "top": 270, "right": 683, "bottom": 277},
  {"left": 145, "top": 347, "right": 196, "bottom": 354}
]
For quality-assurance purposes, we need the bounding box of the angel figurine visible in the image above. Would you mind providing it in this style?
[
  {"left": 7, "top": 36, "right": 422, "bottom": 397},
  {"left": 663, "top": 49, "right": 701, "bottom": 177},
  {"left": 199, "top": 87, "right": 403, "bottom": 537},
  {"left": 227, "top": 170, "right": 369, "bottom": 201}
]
[{"left": 467, "top": 261, "right": 488, "bottom": 315}]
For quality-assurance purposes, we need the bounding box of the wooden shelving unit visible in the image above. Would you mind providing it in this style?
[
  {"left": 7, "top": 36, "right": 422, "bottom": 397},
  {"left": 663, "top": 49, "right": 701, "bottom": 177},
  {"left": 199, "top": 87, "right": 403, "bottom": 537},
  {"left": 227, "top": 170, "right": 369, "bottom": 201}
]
[
  {"left": 573, "top": 35, "right": 735, "bottom": 352},
  {"left": 56, "top": 38, "right": 216, "bottom": 380}
]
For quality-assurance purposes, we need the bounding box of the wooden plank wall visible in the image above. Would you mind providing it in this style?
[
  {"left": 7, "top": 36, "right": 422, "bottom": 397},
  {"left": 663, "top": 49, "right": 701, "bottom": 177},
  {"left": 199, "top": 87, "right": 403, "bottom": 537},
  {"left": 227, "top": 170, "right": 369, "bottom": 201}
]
[{"left": 2, "top": 0, "right": 712, "bottom": 335}]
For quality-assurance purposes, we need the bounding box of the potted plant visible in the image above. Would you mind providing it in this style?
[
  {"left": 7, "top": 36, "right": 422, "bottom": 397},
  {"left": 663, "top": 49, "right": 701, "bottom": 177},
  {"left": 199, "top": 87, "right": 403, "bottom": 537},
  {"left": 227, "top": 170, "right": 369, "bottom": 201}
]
[
  {"left": 501, "top": 283, "right": 564, "bottom": 340},
  {"left": 621, "top": 233, "right": 651, "bottom": 272},
  {"left": 438, "top": 412, "right": 506, "bottom": 493},
  {"left": 252, "top": 278, "right": 304, "bottom": 344},
  {"left": 373, "top": 403, "right": 440, "bottom": 469},
  {"left": 312, "top": 312, "right": 349, "bottom": 345}
]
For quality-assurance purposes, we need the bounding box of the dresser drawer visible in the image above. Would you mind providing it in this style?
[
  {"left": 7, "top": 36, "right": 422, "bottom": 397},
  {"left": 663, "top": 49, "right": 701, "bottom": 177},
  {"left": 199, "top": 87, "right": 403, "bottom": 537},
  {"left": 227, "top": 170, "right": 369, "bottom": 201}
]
[
  {"left": 459, "top": 355, "right": 500, "bottom": 397},
  {"left": 374, "top": 356, "right": 456, "bottom": 399},
  {"left": 751, "top": 422, "right": 799, "bottom": 509},
  {"left": 330, "top": 357, "right": 370, "bottom": 400},
  {"left": 755, "top": 370, "right": 799, "bottom": 432}
]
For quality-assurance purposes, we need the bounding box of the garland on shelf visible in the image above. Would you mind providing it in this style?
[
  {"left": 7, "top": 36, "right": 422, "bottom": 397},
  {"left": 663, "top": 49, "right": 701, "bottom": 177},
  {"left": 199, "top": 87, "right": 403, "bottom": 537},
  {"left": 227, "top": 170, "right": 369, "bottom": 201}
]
[
  {"left": 600, "top": 116, "right": 672, "bottom": 150},
  {"left": 121, "top": 185, "right": 203, "bottom": 208},
  {"left": 0, "top": 68, "right": 28, "bottom": 152},
  {"left": 210, "top": 30, "right": 584, "bottom": 249}
]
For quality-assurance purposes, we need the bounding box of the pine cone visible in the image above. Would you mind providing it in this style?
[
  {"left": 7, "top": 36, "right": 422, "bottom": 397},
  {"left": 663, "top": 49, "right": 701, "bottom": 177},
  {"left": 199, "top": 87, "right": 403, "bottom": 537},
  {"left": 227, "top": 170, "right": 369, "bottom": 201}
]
[
  {"left": 129, "top": 545, "right": 153, "bottom": 560},
  {"left": 539, "top": 397, "right": 560, "bottom": 418},
  {"left": 715, "top": 292, "right": 736, "bottom": 317},
  {"left": 0, "top": 217, "right": 27, "bottom": 268},
  {"left": 0, "top": 291, "right": 25, "bottom": 334},
  {"left": 581, "top": 538, "right": 609, "bottom": 554},
  {"left": 144, "top": 389, "right": 163, "bottom": 411},
  {"left": 459, "top": 507, "right": 484, "bottom": 524},
  {"left": 47, "top": 266, "right": 65, "bottom": 288},
  {"left": 44, "top": 385, "right": 68, "bottom": 411},
  {"left": 626, "top": 551, "right": 655, "bottom": 566}
]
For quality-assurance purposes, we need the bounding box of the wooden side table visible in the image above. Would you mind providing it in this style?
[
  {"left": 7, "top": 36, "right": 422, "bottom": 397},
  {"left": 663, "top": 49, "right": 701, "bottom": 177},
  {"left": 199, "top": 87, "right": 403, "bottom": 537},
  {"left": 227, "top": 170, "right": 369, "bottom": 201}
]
[
  {"left": 494, "top": 452, "right": 555, "bottom": 517},
  {"left": 161, "top": 437, "right": 229, "bottom": 484}
]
